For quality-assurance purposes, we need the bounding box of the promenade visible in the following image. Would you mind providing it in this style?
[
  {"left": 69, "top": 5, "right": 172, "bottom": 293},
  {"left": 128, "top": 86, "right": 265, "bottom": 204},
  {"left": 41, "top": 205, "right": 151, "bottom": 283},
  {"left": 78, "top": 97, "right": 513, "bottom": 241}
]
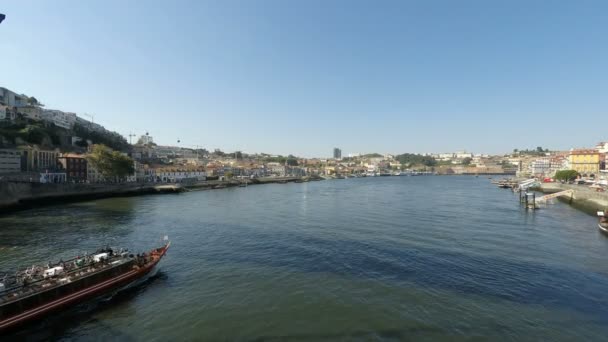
[{"left": 539, "top": 182, "right": 608, "bottom": 213}]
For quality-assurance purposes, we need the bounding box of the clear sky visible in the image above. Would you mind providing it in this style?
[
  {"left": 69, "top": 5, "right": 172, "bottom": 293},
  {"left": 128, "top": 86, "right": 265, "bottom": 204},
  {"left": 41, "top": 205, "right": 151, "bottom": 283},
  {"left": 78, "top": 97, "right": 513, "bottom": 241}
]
[{"left": 1, "top": 0, "right": 606, "bottom": 157}]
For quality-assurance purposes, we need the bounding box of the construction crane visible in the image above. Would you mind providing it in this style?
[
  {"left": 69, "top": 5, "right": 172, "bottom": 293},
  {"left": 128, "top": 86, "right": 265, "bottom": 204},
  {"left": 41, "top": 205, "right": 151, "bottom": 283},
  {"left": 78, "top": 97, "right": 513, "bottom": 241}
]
[{"left": 128, "top": 132, "right": 137, "bottom": 145}]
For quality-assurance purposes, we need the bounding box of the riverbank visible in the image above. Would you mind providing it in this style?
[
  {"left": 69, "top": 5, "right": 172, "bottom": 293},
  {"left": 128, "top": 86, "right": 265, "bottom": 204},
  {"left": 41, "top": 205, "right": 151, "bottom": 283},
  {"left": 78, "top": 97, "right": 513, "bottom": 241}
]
[
  {"left": 0, "top": 176, "right": 323, "bottom": 214},
  {"left": 538, "top": 182, "right": 608, "bottom": 214}
]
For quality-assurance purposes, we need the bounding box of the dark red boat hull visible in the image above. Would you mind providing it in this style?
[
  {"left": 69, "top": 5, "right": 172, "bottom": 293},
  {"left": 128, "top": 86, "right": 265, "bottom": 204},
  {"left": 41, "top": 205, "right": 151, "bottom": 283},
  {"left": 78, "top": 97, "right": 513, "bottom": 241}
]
[{"left": 0, "top": 243, "right": 169, "bottom": 333}]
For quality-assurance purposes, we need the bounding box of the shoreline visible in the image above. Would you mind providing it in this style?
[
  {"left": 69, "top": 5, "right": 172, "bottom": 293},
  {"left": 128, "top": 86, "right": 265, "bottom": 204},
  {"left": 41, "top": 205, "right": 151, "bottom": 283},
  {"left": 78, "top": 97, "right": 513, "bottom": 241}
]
[
  {"left": 536, "top": 183, "right": 608, "bottom": 215},
  {"left": 0, "top": 176, "right": 323, "bottom": 215}
]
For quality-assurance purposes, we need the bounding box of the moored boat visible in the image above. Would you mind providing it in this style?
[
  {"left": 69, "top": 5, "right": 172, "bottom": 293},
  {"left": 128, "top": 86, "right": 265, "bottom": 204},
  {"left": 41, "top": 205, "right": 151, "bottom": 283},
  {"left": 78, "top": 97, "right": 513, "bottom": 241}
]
[{"left": 0, "top": 240, "right": 170, "bottom": 333}]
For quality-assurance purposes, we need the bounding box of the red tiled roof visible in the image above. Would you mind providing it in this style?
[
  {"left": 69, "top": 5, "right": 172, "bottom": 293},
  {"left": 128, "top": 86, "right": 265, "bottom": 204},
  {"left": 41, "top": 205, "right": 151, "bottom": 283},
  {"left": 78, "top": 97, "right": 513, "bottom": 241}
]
[{"left": 569, "top": 149, "right": 599, "bottom": 155}]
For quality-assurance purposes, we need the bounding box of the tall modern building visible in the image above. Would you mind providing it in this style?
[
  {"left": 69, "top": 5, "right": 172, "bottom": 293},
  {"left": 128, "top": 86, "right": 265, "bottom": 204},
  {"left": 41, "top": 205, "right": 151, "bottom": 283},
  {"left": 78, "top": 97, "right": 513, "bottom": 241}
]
[{"left": 333, "top": 148, "right": 342, "bottom": 160}]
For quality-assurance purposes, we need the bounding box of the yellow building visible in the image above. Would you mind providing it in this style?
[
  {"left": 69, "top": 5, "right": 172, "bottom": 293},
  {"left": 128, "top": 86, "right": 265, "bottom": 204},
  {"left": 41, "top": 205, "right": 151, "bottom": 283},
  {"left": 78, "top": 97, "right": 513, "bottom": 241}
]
[{"left": 568, "top": 149, "right": 600, "bottom": 176}]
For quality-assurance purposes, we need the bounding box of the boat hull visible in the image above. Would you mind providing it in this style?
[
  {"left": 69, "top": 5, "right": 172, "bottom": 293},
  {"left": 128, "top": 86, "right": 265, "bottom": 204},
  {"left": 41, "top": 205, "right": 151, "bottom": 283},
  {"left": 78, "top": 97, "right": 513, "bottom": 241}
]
[
  {"left": 599, "top": 224, "right": 608, "bottom": 234},
  {"left": 0, "top": 243, "right": 169, "bottom": 333}
]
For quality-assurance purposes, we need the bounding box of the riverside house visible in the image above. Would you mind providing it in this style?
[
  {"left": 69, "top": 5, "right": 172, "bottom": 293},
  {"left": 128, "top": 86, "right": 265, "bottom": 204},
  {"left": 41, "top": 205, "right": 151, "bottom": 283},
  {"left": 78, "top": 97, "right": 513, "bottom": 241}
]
[
  {"left": 154, "top": 166, "right": 206, "bottom": 183},
  {"left": 57, "top": 154, "right": 88, "bottom": 182},
  {"left": 568, "top": 149, "right": 600, "bottom": 177}
]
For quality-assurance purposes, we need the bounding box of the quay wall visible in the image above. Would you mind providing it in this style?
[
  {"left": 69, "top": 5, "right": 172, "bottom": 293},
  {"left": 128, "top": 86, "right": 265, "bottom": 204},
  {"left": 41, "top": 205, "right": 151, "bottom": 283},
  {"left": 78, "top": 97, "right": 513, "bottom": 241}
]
[
  {"left": 0, "top": 176, "right": 320, "bottom": 214},
  {"left": 539, "top": 183, "right": 608, "bottom": 214},
  {"left": 0, "top": 182, "right": 181, "bottom": 213}
]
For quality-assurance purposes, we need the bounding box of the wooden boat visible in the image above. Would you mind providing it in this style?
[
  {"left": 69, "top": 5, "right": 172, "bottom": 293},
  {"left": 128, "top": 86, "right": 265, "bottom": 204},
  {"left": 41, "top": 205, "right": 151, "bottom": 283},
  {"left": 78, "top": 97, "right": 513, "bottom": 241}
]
[{"left": 0, "top": 241, "right": 170, "bottom": 332}]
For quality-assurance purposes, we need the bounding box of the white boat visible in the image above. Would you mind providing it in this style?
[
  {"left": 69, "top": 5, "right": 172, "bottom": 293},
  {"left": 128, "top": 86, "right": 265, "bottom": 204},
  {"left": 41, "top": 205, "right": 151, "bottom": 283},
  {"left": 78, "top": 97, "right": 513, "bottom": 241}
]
[{"left": 598, "top": 210, "right": 608, "bottom": 234}]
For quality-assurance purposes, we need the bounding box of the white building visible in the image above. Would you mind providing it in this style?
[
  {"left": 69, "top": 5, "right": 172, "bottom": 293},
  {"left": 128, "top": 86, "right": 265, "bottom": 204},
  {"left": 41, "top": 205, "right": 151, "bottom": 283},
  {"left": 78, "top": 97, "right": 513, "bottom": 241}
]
[
  {"left": 154, "top": 168, "right": 206, "bottom": 183},
  {"left": 549, "top": 156, "right": 569, "bottom": 176},
  {"left": 596, "top": 142, "right": 608, "bottom": 154},
  {"left": 454, "top": 151, "right": 473, "bottom": 159},
  {"left": 266, "top": 162, "right": 287, "bottom": 176},
  {"left": 138, "top": 134, "right": 154, "bottom": 145},
  {"left": 41, "top": 110, "right": 77, "bottom": 129},
  {"left": 434, "top": 153, "right": 455, "bottom": 161},
  {"left": 18, "top": 106, "right": 42, "bottom": 121},
  {"left": 531, "top": 157, "right": 551, "bottom": 176},
  {"left": 0, "top": 87, "right": 28, "bottom": 107}
]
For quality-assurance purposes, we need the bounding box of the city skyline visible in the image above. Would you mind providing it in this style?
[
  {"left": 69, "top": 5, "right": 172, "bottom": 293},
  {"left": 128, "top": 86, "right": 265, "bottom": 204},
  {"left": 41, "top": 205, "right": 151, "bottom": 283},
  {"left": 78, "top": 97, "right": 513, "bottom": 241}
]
[{"left": 1, "top": 0, "right": 607, "bottom": 157}]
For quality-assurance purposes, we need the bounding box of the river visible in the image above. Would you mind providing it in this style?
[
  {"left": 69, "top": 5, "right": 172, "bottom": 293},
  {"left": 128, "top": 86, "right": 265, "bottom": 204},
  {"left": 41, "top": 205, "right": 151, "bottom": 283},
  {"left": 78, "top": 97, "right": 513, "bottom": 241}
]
[{"left": 1, "top": 176, "right": 607, "bottom": 341}]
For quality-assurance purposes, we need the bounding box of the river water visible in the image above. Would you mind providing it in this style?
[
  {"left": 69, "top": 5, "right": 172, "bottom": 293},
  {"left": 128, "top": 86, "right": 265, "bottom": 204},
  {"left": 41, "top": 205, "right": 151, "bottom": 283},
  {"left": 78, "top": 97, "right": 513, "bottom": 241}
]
[{"left": 1, "top": 176, "right": 607, "bottom": 341}]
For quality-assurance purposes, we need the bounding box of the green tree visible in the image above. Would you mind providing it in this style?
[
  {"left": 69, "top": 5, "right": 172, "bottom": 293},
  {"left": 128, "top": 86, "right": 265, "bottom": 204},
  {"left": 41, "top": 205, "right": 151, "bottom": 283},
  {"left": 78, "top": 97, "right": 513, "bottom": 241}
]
[
  {"left": 19, "top": 125, "right": 46, "bottom": 145},
  {"left": 224, "top": 171, "right": 234, "bottom": 179},
  {"left": 213, "top": 149, "right": 226, "bottom": 157},
  {"left": 395, "top": 153, "right": 437, "bottom": 167},
  {"left": 28, "top": 97, "right": 40, "bottom": 105},
  {"left": 87, "top": 144, "right": 135, "bottom": 181},
  {"left": 73, "top": 123, "right": 129, "bottom": 151},
  {"left": 286, "top": 154, "right": 299, "bottom": 166},
  {"left": 554, "top": 170, "right": 579, "bottom": 181},
  {"left": 462, "top": 157, "right": 473, "bottom": 166}
]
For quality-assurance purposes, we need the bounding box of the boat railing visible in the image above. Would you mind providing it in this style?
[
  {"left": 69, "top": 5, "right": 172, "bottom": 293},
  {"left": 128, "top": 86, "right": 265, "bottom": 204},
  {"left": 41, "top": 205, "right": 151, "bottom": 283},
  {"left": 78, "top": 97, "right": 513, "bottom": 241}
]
[{"left": 0, "top": 254, "right": 133, "bottom": 303}]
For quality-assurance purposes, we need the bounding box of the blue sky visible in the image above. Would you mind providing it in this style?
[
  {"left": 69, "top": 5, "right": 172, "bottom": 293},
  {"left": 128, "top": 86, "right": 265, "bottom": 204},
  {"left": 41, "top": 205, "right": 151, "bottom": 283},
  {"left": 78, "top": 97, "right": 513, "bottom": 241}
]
[{"left": 1, "top": 0, "right": 606, "bottom": 157}]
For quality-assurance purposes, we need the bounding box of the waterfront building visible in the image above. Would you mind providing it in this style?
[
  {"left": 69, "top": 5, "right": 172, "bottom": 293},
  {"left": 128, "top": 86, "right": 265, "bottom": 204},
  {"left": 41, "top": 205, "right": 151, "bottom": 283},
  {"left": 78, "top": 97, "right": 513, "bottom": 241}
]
[
  {"left": 333, "top": 148, "right": 342, "bottom": 160},
  {"left": 41, "top": 110, "right": 77, "bottom": 129},
  {"left": 141, "top": 164, "right": 157, "bottom": 182},
  {"left": 530, "top": 157, "right": 551, "bottom": 176},
  {"left": 0, "top": 149, "right": 22, "bottom": 174},
  {"left": 267, "top": 162, "right": 287, "bottom": 176},
  {"left": 568, "top": 149, "right": 600, "bottom": 177},
  {"left": 548, "top": 155, "right": 569, "bottom": 176},
  {"left": 17, "top": 146, "right": 61, "bottom": 172},
  {"left": 154, "top": 166, "right": 206, "bottom": 183},
  {"left": 58, "top": 154, "right": 88, "bottom": 182}
]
